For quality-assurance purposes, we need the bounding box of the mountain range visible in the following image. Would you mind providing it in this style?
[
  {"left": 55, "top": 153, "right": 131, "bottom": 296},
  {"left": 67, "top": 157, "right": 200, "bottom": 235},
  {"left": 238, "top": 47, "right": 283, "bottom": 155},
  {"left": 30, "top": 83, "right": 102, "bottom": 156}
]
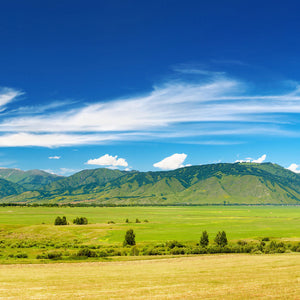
[{"left": 0, "top": 162, "right": 300, "bottom": 205}]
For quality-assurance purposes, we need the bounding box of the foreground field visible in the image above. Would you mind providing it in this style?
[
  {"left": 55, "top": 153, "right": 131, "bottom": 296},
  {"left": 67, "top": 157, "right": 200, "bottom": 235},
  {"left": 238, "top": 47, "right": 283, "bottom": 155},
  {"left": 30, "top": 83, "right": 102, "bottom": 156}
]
[{"left": 0, "top": 254, "right": 299, "bottom": 299}]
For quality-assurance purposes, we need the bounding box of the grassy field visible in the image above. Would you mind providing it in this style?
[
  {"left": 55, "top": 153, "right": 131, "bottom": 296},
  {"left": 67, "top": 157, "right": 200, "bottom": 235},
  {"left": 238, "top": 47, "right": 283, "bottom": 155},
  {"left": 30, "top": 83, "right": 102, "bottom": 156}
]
[
  {"left": 0, "top": 206, "right": 299, "bottom": 262},
  {"left": 0, "top": 206, "right": 299, "bottom": 243},
  {"left": 0, "top": 254, "right": 299, "bottom": 299}
]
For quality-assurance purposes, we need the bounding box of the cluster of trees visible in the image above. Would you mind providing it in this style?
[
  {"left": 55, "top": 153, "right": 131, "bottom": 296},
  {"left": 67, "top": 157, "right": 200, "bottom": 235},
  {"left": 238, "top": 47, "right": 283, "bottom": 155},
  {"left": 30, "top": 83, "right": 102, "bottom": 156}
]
[
  {"left": 73, "top": 217, "right": 88, "bottom": 225},
  {"left": 54, "top": 216, "right": 89, "bottom": 225},
  {"left": 200, "top": 230, "right": 228, "bottom": 247},
  {"left": 123, "top": 229, "right": 228, "bottom": 249},
  {"left": 54, "top": 216, "right": 68, "bottom": 225}
]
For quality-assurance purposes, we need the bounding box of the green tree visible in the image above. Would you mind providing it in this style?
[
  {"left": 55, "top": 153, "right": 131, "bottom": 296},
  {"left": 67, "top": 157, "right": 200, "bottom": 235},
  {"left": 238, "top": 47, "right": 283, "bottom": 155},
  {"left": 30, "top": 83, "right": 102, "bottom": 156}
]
[
  {"left": 214, "top": 231, "right": 228, "bottom": 247},
  {"left": 54, "top": 216, "right": 68, "bottom": 225},
  {"left": 73, "top": 217, "right": 88, "bottom": 225},
  {"left": 123, "top": 229, "right": 136, "bottom": 246},
  {"left": 200, "top": 230, "right": 209, "bottom": 247},
  {"left": 54, "top": 216, "right": 62, "bottom": 225}
]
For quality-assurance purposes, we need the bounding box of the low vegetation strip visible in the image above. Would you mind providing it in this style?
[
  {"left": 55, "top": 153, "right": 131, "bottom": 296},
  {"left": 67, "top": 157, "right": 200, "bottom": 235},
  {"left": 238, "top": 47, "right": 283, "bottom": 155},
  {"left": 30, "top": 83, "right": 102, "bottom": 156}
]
[{"left": 0, "top": 254, "right": 299, "bottom": 299}]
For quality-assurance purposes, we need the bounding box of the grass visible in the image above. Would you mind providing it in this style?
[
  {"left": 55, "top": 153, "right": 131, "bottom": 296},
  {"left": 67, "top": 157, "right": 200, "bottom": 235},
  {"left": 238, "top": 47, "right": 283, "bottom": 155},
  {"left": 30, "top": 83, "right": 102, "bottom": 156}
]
[
  {"left": 0, "top": 206, "right": 299, "bottom": 243},
  {"left": 0, "top": 254, "right": 299, "bottom": 299}
]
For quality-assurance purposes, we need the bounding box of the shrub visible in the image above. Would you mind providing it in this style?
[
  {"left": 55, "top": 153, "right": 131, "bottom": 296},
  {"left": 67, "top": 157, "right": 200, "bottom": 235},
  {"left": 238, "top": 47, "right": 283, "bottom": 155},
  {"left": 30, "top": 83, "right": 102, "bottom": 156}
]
[
  {"left": 123, "top": 229, "right": 136, "bottom": 246},
  {"left": 107, "top": 220, "right": 115, "bottom": 224},
  {"left": 144, "top": 219, "right": 149, "bottom": 223},
  {"left": 54, "top": 216, "right": 68, "bottom": 225},
  {"left": 130, "top": 246, "right": 140, "bottom": 256},
  {"left": 237, "top": 240, "right": 247, "bottom": 246},
  {"left": 14, "top": 253, "right": 28, "bottom": 258},
  {"left": 36, "top": 254, "right": 48, "bottom": 259},
  {"left": 73, "top": 217, "right": 88, "bottom": 225},
  {"left": 170, "top": 247, "right": 185, "bottom": 255},
  {"left": 166, "top": 240, "right": 184, "bottom": 249},
  {"left": 135, "top": 218, "right": 141, "bottom": 223},
  {"left": 98, "top": 250, "right": 108, "bottom": 257},
  {"left": 76, "top": 248, "right": 97, "bottom": 257},
  {"left": 47, "top": 251, "right": 63, "bottom": 259},
  {"left": 262, "top": 237, "right": 270, "bottom": 241}
]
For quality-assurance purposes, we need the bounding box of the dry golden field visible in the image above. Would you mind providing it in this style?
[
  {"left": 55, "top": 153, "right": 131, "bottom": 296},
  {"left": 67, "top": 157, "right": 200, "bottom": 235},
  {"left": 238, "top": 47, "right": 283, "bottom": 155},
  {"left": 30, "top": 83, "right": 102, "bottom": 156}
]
[{"left": 0, "top": 254, "right": 299, "bottom": 299}]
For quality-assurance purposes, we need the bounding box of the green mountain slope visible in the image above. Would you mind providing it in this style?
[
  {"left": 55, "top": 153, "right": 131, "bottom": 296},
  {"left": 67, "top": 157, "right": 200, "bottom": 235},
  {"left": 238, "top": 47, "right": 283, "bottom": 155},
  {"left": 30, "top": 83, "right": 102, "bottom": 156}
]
[
  {"left": 0, "top": 178, "right": 26, "bottom": 197},
  {"left": 0, "top": 168, "right": 62, "bottom": 190},
  {"left": 1, "top": 163, "right": 300, "bottom": 205}
]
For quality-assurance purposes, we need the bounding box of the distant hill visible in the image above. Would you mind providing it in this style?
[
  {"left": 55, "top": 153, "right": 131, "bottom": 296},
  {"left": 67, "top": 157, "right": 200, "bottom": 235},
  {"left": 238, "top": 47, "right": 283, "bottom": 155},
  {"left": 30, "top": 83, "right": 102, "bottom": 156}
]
[
  {"left": 0, "top": 178, "right": 26, "bottom": 197},
  {"left": 1, "top": 163, "right": 300, "bottom": 205},
  {"left": 0, "top": 168, "right": 62, "bottom": 190}
]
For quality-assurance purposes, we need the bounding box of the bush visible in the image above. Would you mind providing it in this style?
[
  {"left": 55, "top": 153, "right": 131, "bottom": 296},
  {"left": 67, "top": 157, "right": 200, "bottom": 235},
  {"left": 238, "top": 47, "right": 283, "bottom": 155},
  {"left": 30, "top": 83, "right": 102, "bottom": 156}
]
[
  {"left": 54, "top": 216, "right": 68, "bottom": 225},
  {"left": 262, "top": 237, "right": 270, "bottom": 241},
  {"left": 73, "top": 217, "right": 88, "bottom": 225},
  {"left": 130, "top": 246, "right": 140, "bottom": 256},
  {"left": 135, "top": 218, "right": 141, "bottom": 223},
  {"left": 14, "top": 253, "right": 28, "bottom": 258},
  {"left": 47, "top": 251, "right": 62, "bottom": 259},
  {"left": 107, "top": 220, "right": 115, "bottom": 224},
  {"left": 97, "top": 250, "right": 108, "bottom": 257},
  {"left": 76, "top": 248, "right": 97, "bottom": 257},
  {"left": 166, "top": 240, "right": 184, "bottom": 249}
]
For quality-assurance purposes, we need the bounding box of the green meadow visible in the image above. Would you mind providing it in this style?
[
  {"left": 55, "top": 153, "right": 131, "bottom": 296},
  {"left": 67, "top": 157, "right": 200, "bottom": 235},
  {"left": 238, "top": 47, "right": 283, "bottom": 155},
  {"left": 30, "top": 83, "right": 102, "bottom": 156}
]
[{"left": 0, "top": 206, "right": 299, "bottom": 245}]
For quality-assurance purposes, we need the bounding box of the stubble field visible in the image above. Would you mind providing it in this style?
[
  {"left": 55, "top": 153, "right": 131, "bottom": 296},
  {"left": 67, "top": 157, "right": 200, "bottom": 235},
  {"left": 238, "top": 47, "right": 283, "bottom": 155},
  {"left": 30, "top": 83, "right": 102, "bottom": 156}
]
[{"left": 0, "top": 254, "right": 299, "bottom": 299}]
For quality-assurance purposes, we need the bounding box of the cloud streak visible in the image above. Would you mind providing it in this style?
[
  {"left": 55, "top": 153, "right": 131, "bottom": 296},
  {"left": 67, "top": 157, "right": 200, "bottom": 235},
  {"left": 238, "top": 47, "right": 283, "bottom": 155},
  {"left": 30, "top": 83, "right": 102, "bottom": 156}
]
[{"left": 2, "top": 71, "right": 300, "bottom": 147}]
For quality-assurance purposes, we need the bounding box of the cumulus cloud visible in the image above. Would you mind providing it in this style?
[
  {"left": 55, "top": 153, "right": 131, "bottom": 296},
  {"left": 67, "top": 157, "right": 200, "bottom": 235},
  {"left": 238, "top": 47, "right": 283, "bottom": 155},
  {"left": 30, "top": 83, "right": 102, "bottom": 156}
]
[
  {"left": 86, "top": 154, "right": 128, "bottom": 167},
  {"left": 252, "top": 154, "right": 267, "bottom": 163},
  {"left": 287, "top": 163, "right": 300, "bottom": 173},
  {"left": 153, "top": 153, "right": 188, "bottom": 170},
  {"left": 49, "top": 156, "right": 61, "bottom": 160},
  {"left": 235, "top": 154, "right": 266, "bottom": 164}
]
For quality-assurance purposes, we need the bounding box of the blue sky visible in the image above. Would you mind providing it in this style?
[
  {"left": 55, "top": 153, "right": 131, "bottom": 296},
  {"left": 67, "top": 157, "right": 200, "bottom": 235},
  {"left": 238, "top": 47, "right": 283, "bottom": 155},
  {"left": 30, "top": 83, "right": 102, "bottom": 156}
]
[{"left": 1, "top": 0, "right": 300, "bottom": 175}]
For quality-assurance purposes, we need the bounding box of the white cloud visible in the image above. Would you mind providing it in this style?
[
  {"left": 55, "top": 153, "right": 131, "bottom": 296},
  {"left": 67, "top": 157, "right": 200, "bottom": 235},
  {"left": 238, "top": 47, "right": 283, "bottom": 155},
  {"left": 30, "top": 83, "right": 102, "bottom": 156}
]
[
  {"left": 86, "top": 154, "right": 128, "bottom": 167},
  {"left": 58, "top": 168, "right": 78, "bottom": 175},
  {"left": 252, "top": 154, "right": 267, "bottom": 163},
  {"left": 153, "top": 153, "right": 187, "bottom": 170},
  {"left": 2, "top": 71, "right": 300, "bottom": 147},
  {"left": 287, "top": 163, "right": 300, "bottom": 173},
  {"left": 0, "top": 88, "right": 23, "bottom": 109},
  {"left": 235, "top": 154, "right": 266, "bottom": 164},
  {"left": 49, "top": 156, "right": 61, "bottom": 160}
]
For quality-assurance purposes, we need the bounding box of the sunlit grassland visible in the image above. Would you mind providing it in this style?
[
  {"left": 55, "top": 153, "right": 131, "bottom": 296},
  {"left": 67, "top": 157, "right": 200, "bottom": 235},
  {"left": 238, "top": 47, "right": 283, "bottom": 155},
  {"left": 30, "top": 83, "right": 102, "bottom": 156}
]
[
  {"left": 0, "top": 206, "right": 299, "bottom": 245},
  {"left": 0, "top": 254, "right": 299, "bottom": 299}
]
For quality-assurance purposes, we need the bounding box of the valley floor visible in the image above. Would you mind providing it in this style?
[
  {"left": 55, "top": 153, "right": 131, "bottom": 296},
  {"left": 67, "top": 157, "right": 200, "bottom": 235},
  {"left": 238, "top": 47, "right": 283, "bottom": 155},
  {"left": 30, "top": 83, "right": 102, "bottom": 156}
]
[{"left": 0, "top": 253, "right": 299, "bottom": 299}]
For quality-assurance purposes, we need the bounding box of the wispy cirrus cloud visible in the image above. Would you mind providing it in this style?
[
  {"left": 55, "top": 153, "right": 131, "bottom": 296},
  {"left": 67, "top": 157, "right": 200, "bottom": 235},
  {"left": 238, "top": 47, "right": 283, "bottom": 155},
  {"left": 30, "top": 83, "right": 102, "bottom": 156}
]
[
  {"left": 2, "top": 69, "right": 300, "bottom": 147},
  {"left": 0, "top": 87, "right": 23, "bottom": 110}
]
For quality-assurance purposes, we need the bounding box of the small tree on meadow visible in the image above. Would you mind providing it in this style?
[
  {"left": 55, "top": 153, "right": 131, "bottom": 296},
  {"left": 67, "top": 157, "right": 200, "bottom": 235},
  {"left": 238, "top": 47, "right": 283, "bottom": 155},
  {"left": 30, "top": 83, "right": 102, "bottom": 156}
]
[
  {"left": 214, "top": 231, "right": 228, "bottom": 247},
  {"left": 200, "top": 230, "right": 209, "bottom": 247},
  {"left": 54, "top": 216, "right": 68, "bottom": 225},
  {"left": 123, "top": 229, "right": 136, "bottom": 246}
]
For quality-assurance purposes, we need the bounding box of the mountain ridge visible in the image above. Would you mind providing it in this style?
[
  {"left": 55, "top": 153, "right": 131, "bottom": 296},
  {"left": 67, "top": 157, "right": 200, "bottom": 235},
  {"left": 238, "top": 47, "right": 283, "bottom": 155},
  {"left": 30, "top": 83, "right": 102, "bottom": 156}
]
[{"left": 1, "top": 162, "right": 300, "bottom": 205}]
